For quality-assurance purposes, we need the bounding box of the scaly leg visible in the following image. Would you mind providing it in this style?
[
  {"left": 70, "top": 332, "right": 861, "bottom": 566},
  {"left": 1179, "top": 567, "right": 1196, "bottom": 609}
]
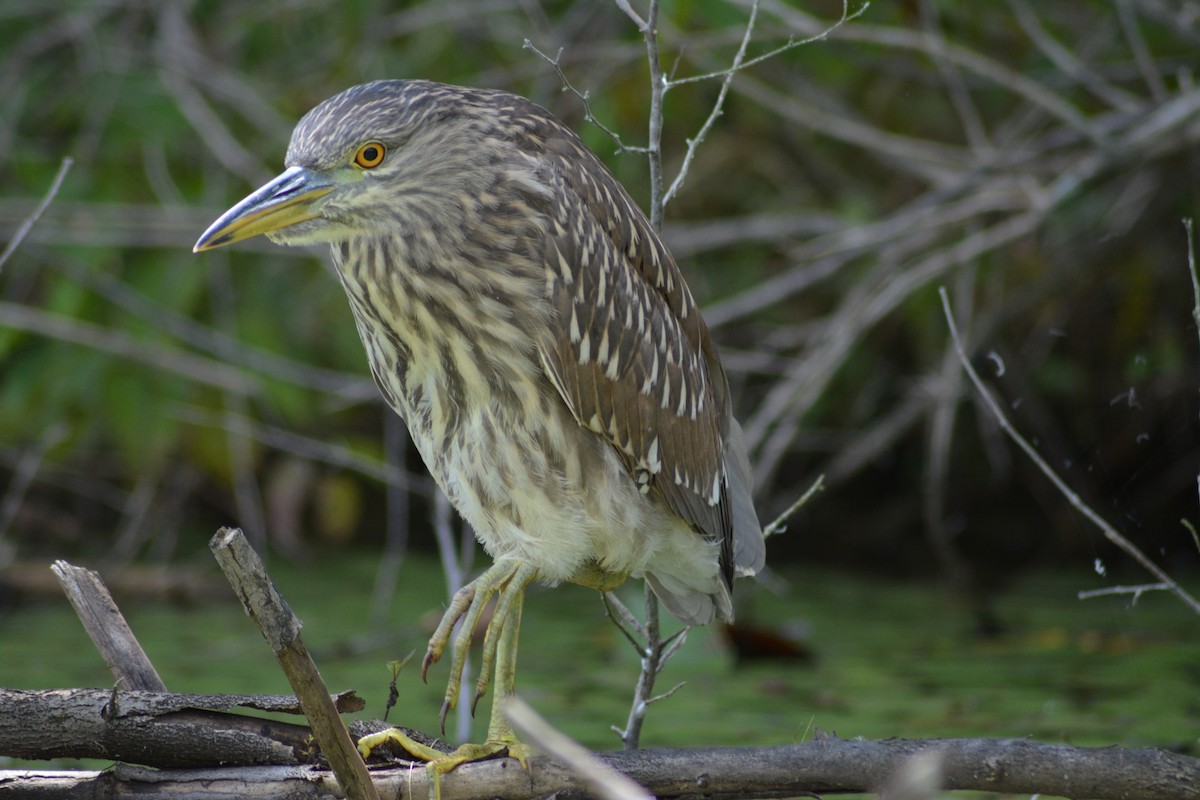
[{"left": 358, "top": 561, "right": 537, "bottom": 797}]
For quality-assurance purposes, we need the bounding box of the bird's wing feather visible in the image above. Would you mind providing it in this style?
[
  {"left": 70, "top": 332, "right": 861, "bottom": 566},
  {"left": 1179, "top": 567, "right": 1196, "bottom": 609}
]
[{"left": 532, "top": 128, "right": 736, "bottom": 581}]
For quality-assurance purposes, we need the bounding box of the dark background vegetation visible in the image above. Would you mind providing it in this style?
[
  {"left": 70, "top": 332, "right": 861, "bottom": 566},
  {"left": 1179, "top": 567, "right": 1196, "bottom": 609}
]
[{"left": 3, "top": 1, "right": 1200, "bottom": 623}]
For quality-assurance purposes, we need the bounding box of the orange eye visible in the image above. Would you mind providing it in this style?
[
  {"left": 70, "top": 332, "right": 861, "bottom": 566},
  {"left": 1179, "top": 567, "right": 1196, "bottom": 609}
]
[{"left": 353, "top": 142, "right": 386, "bottom": 169}]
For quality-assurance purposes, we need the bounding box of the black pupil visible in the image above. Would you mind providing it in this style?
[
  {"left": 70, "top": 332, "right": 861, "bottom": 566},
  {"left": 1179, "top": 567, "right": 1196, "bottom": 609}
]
[{"left": 362, "top": 146, "right": 379, "bottom": 163}]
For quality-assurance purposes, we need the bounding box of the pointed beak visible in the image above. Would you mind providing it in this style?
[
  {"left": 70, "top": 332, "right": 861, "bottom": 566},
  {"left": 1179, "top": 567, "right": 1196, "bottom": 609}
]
[{"left": 193, "top": 166, "right": 334, "bottom": 252}]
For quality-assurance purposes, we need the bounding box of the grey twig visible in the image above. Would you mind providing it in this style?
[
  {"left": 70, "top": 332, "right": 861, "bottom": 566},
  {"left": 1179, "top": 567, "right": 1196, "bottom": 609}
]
[
  {"left": 0, "top": 156, "right": 73, "bottom": 274},
  {"left": 612, "top": 584, "right": 688, "bottom": 751},
  {"left": 662, "top": 0, "right": 760, "bottom": 208},
  {"left": 939, "top": 286, "right": 1200, "bottom": 616},
  {"left": 505, "top": 696, "right": 653, "bottom": 800},
  {"left": 523, "top": 40, "right": 648, "bottom": 155},
  {"left": 761, "top": 474, "right": 825, "bottom": 538},
  {"left": 1185, "top": 218, "right": 1199, "bottom": 351},
  {"left": 1077, "top": 583, "right": 1171, "bottom": 604}
]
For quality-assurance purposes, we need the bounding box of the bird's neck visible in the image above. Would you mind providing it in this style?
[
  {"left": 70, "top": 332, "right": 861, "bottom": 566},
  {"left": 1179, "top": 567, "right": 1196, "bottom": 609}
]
[{"left": 330, "top": 236, "right": 549, "bottom": 441}]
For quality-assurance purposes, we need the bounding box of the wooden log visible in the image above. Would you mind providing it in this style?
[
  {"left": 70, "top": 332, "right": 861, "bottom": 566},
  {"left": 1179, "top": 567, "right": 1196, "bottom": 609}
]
[
  {"left": 51, "top": 560, "right": 167, "bottom": 692},
  {"left": 2, "top": 736, "right": 1198, "bottom": 800},
  {"left": 209, "top": 527, "right": 380, "bottom": 800},
  {"left": 0, "top": 687, "right": 363, "bottom": 768}
]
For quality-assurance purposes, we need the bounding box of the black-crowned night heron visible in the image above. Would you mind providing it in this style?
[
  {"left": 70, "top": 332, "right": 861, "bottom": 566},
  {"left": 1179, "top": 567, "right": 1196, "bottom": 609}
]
[{"left": 194, "top": 79, "right": 764, "bottom": 772}]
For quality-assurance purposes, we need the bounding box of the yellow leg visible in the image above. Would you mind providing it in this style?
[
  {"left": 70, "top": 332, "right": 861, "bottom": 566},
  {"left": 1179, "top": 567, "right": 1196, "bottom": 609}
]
[{"left": 358, "top": 561, "right": 537, "bottom": 797}]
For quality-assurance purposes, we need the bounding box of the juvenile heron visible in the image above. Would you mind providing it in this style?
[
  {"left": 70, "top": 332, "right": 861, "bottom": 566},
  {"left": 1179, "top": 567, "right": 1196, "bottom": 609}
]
[{"left": 194, "top": 79, "right": 764, "bottom": 770}]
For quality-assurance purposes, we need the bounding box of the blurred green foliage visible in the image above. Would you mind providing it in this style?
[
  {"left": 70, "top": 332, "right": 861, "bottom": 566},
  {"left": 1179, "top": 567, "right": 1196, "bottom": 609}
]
[{"left": 1, "top": 0, "right": 1199, "bottom": 590}]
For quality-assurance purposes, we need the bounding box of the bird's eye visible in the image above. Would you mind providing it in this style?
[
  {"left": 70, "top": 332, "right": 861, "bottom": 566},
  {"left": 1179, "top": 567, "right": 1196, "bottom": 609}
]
[{"left": 353, "top": 142, "right": 386, "bottom": 169}]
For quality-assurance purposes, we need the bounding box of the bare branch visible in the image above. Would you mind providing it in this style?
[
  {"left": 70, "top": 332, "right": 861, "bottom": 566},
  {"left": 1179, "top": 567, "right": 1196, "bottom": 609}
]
[
  {"left": 173, "top": 407, "right": 431, "bottom": 494},
  {"left": 662, "top": 0, "right": 760, "bottom": 208},
  {"left": 612, "top": 584, "right": 686, "bottom": 751},
  {"left": 0, "top": 300, "right": 262, "bottom": 396},
  {"left": 1186, "top": 217, "right": 1199, "bottom": 350},
  {"left": 602, "top": 590, "right": 649, "bottom": 644},
  {"left": 919, "top": 0, "right": 991, "bottom": 153},
  {"left": 505, "top": 696, "right": 654, "bottom": 800},
  {"left": 210, "top": 528, "right": 380, "bottom": 800},
  {"left": 642, "top": 0, "right": 666, "bottom": 231},
  {"left": 761, "top": 474, "right": 825, "bottom": 538},
  {"left": 0, "top": 156, "right": 72, "bottom": 274},
  {"left": 523, "top": 40, "right": 648, "bottom": 155},
  {"left": 662, "top": 2, "right": 867, "bottom": 207},
  {"left": 5, "top": 734, "right": 1199, "bottom": 799},
  {"left": 752, "top": 0, "right": 1103, "bottom": 143},
  {"left": 1115, "top": 0, "right": 1168, "bottom": 103},
  {"left": 612, "top": 0, "right": 647, "bottom": 31},
  {"left": 158, "top": 69, "right": 268, "bottom": 185},
  {"left": 939, "top": 286, "right": 1200, "bottom": 616},
  {"left": 0, "top": 424, "right": 66, "bottom": 550},
  {"left": 667, "top": 0, "right": 866, "bottom": 89},
  {"left": 1077, "top": 583, "right": 1171, "bottom": 603},
  {"left": 1007, "top": 0, "right": 1143, "bottom": 114}
]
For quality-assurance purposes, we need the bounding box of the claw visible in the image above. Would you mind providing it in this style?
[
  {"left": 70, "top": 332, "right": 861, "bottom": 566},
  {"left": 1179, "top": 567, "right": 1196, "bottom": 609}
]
[{"left": 406, "top": 560, "right": 537, "bottom": 797}]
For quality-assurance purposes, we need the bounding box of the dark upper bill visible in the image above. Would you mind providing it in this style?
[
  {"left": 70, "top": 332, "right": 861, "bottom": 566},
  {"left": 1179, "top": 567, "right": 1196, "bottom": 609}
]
[{"left": 193, "top": 166, "right": 334, "bottom": 252}]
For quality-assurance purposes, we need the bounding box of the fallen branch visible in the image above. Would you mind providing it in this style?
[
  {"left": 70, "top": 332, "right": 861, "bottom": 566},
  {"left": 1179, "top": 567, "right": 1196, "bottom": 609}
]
[
  {"left": 0, "top": 687, "right": 360, "bottom": 768},
  {"left": 3, "top": 736, "right": 1196, "bottom": 799},
  {"left": 51, "top": 560, "right": 167, "bottom": 692},
  {"left": 209, "top": 527, "right": 380, "bottom": 800},
  {"left": 5, "top": 542, "right": 1197, "bottom": 799}
]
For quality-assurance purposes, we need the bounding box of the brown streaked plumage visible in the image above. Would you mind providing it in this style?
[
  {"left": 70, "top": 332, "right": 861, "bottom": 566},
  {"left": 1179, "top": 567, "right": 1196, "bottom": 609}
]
[{"left": 194, "top": 79, "right": 764, "bottom": 772}]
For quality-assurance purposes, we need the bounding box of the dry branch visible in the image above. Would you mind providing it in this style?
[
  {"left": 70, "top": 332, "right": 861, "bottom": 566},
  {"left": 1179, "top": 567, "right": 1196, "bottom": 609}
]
[
  {"left": 4, "top": 545, "right": 1198, "bottom": 799},
  {"left": 209, "top": 527, "right": 380, "bottom": 800},
  {"left": 3, "top": 736, "right": 1197, "bottom": 799},
  {"left": 51, "top": 561, "right": 166, "bottom": 692},
  {"left": 0, "top": 687, "right": 361, "bottom": 768}
]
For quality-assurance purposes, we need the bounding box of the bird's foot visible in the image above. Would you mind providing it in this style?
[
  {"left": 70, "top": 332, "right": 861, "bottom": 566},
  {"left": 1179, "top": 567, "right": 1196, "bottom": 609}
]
[
  {"left": 423, "top": 561, "right": 537, "bottom": 729},
  {"left": 358, "top": 728, "right": 530, "bottom": 800},
  {"left": 357, "top": 726, "right": 449, "bottom": 763}
]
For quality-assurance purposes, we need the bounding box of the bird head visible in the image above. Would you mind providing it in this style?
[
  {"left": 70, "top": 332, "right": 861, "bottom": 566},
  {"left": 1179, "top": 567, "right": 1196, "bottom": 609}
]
[{"left": 194, "top": 80, "right": 508, "bottom": 252}]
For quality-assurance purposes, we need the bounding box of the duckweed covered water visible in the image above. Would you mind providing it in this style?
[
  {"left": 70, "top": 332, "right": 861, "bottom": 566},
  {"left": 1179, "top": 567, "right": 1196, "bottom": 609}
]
[{"left": 2, "top": 552, "right": 1196, "bottom": 756}]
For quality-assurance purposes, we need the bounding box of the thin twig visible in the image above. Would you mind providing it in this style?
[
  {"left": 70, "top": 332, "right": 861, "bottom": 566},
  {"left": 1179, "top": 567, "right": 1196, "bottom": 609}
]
[
  {"left": 613, "top": 0, "right": 647, "bottom": 31},
  {"left": 643, "top": 680, "right": 687, "bottom": 707},
  {"left": 173, "top": 407, "right": 429, "bottom": 493},
  {"left": 523, "top": 41, "right": 648, "bottom": 155},
  {"left": 667, "top": 0, "right": 866, "bottom": 89},
  {"left": 51, "top": 253, "right": 376, "bottom": 402},
  {"left": 1077, "top": 583, "right": 1170, "bottom": 604},
  {"left": 919, "top": 0, "right": 991, "bottom": 154},
  {"left": 661, "top": 0, "right": 760, "bottom": 207},
  {"left": 939, "top": 286, "right": 1200, "bottom": 616},
  {"left": 1115, "top": 0, "right": 1168, "bottom": 102},
  {"left": 1185, "top": 218, "right": 1199, "bottom": 351},
  {"left": 1182, "top": 518, "right": 1200, "bottom": 554},
  {"left": 0, "top": 424, "right": 67, "bottom": 549},
  {"left": 505, "top": 696, "right": 654, "bottom": 800},
  {"left": 1183, "top": 218, "right": 1200, "bottom": 557},
  {"left": 1006, "top": 0, "right": 1143, "bottom": 114},
  {"left": 761, "top": 474, "right": 825, "bottom": 538},
  {"left": 0, "top": 301, "right": 261, "bottom": 396},
  {"left": 602, "top": 591, "right": 649, "bottom": 644},
  {"left": 0, "top": 156, "right": 73, "bottom": 274},
  {"left": 613, "top": 584, "right": 687, "bottom": 751},
  {"left": 754, "top": 2, "right": 1102, "bottom": 143}
]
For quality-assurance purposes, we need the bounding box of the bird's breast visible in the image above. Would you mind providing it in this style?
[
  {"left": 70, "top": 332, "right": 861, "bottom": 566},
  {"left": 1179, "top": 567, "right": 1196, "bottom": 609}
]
[{"left": 331, "top": 236, "right": 555, "bottom": 458}]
